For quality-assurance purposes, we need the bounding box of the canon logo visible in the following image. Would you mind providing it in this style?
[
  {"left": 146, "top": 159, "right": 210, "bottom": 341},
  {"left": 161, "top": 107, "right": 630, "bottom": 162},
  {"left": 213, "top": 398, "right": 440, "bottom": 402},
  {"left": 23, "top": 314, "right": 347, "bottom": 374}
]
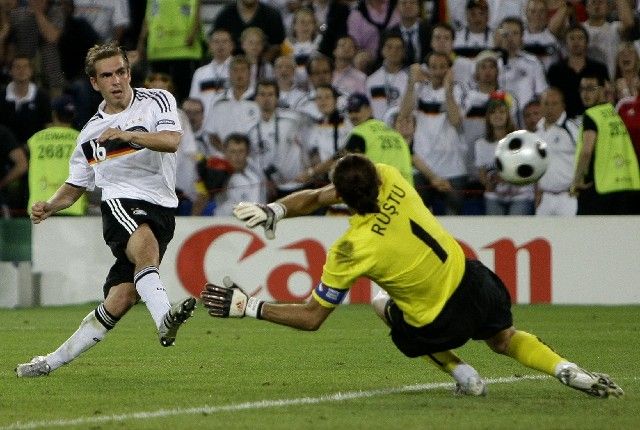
[{"left": 176, "top": 226, "right": 552, "bottom": 304}]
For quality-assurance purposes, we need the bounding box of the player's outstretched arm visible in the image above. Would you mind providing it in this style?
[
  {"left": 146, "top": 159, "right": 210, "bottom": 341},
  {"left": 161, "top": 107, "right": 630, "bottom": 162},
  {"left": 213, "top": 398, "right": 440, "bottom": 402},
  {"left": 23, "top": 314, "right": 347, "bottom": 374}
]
[
  {"left": 31, "top": 183, "right": 86, "bottom": 224},
  {"left": 233, "top": 184, "right": 340, "bottom": 239},
  {"left": 201, "top": 277, "right": 334, "bottom": 331}
]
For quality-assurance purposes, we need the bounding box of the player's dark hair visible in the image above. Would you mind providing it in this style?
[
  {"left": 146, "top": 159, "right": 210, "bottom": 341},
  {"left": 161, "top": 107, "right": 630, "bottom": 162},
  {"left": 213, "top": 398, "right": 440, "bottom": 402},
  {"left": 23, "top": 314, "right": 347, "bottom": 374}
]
[
  {"left": 305, "top": 54, "right": 334, "bottom": 76},
  {"left": 256, "top": 79, "right": 280, "bottom": 98},
  {"left": 315, "top": 83, "right": 340, "bottom": 99},
  {"left": 581, "top": 71, "right": 606, "bottom": 87},
  {"left": 485, "top": 99, "right": 516, "bottom": 141},
  {"left": 224, "top": 133, "right": 250, "bottom": 149},
  {"left": 331, "top": 154, "right": 381, "bottom": 215},
  {"left": 230, "top": 54, "right": 251, "bottom": 69},
  {"left": 432, "top": 22, "right": 455, "bottom": 40},
  {"left": 85, "top": 42, "right": 129, "bottom": 78},
  {"left": 380, "top": 31, "right": 405, "bottom": 50},
  {"left": 499, "top": 17, "right": 524, "bottom": 34},
  {"left": 425, "top": 51, "right": 453, "bottom": 67},
  {"left": 523, "top": 97, "right": 541, "bottom": 112},
  {"left": 565, "top": 24, "right": 589, "bottom": 43}
]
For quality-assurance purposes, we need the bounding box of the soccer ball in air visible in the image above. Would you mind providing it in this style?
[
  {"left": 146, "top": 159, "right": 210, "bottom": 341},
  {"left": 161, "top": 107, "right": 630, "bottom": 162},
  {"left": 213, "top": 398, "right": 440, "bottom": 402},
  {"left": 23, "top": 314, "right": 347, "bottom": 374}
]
[{"left": 494, "top": 130, "right": 549, "bottom": 185}]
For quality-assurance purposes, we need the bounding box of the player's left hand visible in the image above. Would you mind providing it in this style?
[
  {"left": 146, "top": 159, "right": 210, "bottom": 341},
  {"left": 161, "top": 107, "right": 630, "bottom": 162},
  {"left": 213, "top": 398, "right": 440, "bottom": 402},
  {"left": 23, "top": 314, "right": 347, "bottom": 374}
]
[
  {"left": 233, "top": 202, "right": 286, "bottom": 240},
  {"left": 200, "top": 277, "right": 263, "bottom": 318}
]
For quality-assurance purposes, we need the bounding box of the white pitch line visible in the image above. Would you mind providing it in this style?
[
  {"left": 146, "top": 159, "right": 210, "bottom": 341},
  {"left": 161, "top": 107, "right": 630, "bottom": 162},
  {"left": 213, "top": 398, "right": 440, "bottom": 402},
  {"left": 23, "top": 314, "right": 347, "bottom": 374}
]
[{"left": 1, "top": 375, "right": 548, "bottom": 430}]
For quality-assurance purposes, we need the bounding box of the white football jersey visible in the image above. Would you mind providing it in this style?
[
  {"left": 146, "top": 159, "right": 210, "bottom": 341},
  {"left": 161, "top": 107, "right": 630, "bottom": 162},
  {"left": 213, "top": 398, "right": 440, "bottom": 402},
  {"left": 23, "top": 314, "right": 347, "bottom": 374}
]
[
  {"left": 247, "top": 109, "right": 308, "bottom": 190},
  {"left": 67, "top": 87, "right": 183, "bottom": 208},
  {"left": 366, "top": 67, "right": 408, "bottom": 120},
  {"left": 413, "top": 82, "right": 467, "bottom": 178}
]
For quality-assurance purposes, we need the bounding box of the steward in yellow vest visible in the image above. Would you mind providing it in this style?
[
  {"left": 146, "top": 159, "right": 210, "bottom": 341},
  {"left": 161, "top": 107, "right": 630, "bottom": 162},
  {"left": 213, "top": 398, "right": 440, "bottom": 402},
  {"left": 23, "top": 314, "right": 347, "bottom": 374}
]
[
  {"left": 27, "top": 96, "right": 87, "bottom": 216},
  {"left": 343, "top": 93, "right": 414, "bottom": 185},
  {"left": 572, "top": 74, "right": 640, "bottom": 214},
  {"left": 138, "top": 0, "right": 204, "bottom": 101}
]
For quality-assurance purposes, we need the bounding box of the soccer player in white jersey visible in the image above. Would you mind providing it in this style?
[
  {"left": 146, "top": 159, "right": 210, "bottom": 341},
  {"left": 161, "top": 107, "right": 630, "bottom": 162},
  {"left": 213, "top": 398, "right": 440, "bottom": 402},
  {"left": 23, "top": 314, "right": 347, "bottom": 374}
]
[{"left": 15, "top": 43, "right": 196, "bottom": 378}]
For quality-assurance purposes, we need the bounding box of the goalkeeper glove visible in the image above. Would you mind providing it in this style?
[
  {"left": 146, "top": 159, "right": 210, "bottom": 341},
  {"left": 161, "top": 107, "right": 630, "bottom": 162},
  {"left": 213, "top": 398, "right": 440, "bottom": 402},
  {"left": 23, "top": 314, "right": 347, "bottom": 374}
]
[
  {"left": 233, "top": 202, "right": 286, "bottom": 240},
  {"left": 201, "top": 276, "right": 264, "bottom": 318}
]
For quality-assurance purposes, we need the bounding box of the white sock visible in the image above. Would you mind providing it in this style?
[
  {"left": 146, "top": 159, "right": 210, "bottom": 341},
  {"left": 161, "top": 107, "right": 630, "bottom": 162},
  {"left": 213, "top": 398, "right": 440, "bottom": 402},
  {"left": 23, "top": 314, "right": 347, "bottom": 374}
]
[
  {"left": 134, "top": 266, "right": 170, "bottom": 329},
  {"left": 45, "top": 304, "right": 116, "bottom": 371},
  {"left": 554, "top": 361, "right": 577, "bottom": 377},
  {"left": 451, "top": 363, "right": 481, "bottom": 384}
]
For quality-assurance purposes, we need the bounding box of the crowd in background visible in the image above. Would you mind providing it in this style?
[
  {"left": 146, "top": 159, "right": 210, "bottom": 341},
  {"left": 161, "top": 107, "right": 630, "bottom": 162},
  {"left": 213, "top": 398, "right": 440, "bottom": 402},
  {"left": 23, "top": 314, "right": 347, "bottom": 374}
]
[{"left": 1, "top": 0, "right": 639, "bottom": 218}]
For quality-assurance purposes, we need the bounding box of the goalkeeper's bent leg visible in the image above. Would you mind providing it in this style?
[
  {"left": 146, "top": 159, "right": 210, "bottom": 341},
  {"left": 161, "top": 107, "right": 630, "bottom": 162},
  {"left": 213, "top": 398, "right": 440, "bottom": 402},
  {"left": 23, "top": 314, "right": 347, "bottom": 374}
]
[
  {"left": 497, "top": 329, "right": 565, "bottom": 376},
  {"left": 424, "top": 350, "right": 463, "bottom": 373},
  {"left": 424, "top": 351, "right": 486, "bottom": 395},
  {"left": 423, "top": 350, "right": 481, "bottom": 385}
]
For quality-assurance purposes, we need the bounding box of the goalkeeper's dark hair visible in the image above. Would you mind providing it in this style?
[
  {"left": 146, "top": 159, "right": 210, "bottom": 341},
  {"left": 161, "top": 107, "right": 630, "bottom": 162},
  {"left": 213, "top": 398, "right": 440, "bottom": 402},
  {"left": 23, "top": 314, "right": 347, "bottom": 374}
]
[
  {"left": 85, "top": 42, "right": 129, "bottom": 78},
  {"left": 331, "top": 154, "right": 381, "bottom": 215}
]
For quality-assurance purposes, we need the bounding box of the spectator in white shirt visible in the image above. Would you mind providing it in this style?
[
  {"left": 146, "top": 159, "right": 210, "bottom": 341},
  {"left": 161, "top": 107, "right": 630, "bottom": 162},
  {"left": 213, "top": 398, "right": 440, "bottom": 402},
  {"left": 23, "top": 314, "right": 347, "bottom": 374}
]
[
  {"left": 73, "top": 0, "right": 129, "bottom": 43},
  {"left": 398, "top": 53, "right": 468, "bottom": 215},
  {"left": 495, "top": 17, "right": 548, "bottom": 124},
  {"left": 190, "top": 28, "right": 235, "bottom": 119},
  {"left": 203, "top": 55, "right": 260, "bottom": 154},
  {"left": 453, "top": 0, "right": 494, "bottom": 59},
  {"left": 583, "top": 0, "right": 635, "bottom": 79},
  {"left": 386, "top": 0, "right": 430, "bottom": 67},
  {"left": 332, "top": 36, "right": 368, "bottom": 97},
  {"left": 241, "top": 27, "right": 275, "bottom": 90},
  {"left": 302, "top": 84, "right": 352, "bottom": 183},
  {"left": 523, "top": 0, "right": 565, "bottom": 71},
  {"left": 461, "top": 50, "right": 518, "bottom": 184},
  {"left": 274, "top": 55, "right": 308, "bottom": 109},
  {"left": 248, "top": 80, "right": 308, "bottom": 199},
  {"left": 296, "top": 54, "right": 343, "bottom": 121},
  {"left": 475, "top": 98, "right": 534, "bottom": 215},
  {"left": 214, "top": 133, "right": 267, "bottom": 216},
  {"left": 535, "top": 87, "right": 579, "bottom": 216},
  {"left": 284, "top": 7, "right": 321, "bottom": 89},
  {"left": 366, "top": 33, "right": 409, "bottom": 120},
  {"left": 429, "top": 23, "right": 476, "bottom": 90},
  {"left": 447, "top": 0, "right": 527, "bottom": 32}
]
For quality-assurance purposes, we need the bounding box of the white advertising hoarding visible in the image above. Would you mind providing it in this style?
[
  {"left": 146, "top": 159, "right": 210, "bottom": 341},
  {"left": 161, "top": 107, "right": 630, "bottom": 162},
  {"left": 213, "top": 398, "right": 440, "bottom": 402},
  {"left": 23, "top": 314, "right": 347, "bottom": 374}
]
[{"left": 32, "top": 216, "right": 640, "bottom": 306}]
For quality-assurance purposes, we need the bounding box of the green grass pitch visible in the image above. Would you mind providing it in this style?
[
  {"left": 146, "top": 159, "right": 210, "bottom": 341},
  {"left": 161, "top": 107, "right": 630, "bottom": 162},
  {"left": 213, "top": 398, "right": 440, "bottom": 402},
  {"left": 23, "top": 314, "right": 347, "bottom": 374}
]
[{"left": 1, "top": 304, "right": 638, "bottom": 429}]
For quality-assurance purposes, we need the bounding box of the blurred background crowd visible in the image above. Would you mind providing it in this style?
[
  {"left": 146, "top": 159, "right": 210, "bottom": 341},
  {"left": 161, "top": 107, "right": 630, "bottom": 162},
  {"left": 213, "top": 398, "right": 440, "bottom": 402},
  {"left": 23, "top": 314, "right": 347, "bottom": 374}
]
[{"left": 0, "top": 0, "right": 639, "bottom": 218}]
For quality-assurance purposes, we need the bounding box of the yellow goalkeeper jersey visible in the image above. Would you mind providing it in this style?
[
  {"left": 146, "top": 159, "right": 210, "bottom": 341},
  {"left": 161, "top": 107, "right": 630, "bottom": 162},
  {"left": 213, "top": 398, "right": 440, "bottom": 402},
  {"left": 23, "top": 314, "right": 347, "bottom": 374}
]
[{"left": 314, "top": 163, "right": 466, "bottom": 327}]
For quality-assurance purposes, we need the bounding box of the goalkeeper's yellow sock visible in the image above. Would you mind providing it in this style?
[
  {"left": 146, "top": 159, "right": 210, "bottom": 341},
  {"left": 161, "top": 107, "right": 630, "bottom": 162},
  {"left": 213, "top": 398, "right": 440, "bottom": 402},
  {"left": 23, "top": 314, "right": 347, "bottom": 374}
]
[
  {"left": 505, "top": 330, "right": 565, "bottom": 376},
  {"left": 423, "top": 350, "right": 463, "bottom": 374},
  {"left": 423, "top": 351, "right": 482, "bottom": 387}
]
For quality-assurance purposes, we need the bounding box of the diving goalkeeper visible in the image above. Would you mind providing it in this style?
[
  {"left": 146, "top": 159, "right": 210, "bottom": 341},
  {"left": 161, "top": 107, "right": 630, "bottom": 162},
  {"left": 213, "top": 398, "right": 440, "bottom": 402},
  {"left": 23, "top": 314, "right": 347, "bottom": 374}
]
[{"left": 201, "top": 154, "right": 623, "bottom": 398}]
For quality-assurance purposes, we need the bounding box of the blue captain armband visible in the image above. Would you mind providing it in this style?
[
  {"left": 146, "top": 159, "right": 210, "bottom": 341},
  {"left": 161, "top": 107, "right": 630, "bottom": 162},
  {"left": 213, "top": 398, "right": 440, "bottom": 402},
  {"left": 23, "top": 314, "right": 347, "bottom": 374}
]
[{"left": 314, "top": 282, "right": 348, "bottom": 306}]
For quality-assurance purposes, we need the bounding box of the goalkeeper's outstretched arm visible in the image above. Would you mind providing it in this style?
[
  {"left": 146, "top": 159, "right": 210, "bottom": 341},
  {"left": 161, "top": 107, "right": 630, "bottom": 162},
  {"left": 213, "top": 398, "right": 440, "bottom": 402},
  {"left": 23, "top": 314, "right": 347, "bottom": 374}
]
[
  {"left": 201, "top": 278, "right": 334, "bottom": 330},
  {"left": 277, "top": 183, "right": 341, "bottom": 218},
  {"left": 233, "top": 183, "right": 341, "bottom": 239},
  {"left": 260, "top": 299, "right": 334, "bottom": 331}
]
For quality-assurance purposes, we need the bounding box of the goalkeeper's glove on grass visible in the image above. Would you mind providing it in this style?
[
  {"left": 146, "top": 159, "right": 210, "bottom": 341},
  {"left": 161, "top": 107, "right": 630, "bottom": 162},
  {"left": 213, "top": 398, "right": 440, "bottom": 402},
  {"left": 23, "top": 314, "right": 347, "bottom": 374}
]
[
  {"left": 233, "top": 202, "right": 286, "bottom": 240},
  {"left": 201, "top": 276, "right": 264, "bottom": 318}
]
